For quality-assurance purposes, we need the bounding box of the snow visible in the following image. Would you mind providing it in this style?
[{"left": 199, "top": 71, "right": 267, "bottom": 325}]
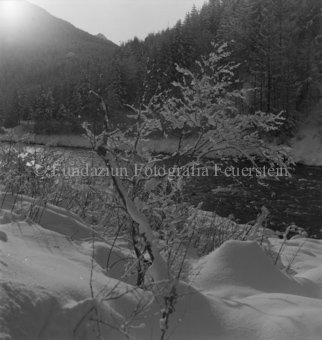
[{"left": 1, "top": 193, "right": 322, "bottom": 340}]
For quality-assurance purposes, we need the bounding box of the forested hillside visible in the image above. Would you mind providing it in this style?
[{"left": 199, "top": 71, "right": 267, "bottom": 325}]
[
  {"left": 0, "top": 0, "right": 117, "bottom": 133},
  {"left": 113, "top": 0, "right": 322, "bottom": 138},
  {"left": 1, "top": 0, "right": 321, "bottom": 138}
]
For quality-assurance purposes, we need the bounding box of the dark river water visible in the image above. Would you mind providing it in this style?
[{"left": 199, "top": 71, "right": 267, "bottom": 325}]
[
  {"left": 17, "top": 145, "right": 322, "bottom": 239},
  {"left": 184, "top": 161, "right": 322, "bottom": 239}
]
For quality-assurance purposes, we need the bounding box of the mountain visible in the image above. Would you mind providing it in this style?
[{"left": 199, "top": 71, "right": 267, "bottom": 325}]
[
  {"left": 96, "top": 33, "right": 108, "bottom": 41},
  {"left": 0, "top": 0, "right": 118, "bottom": 128},
  {"left": 0, "top": 1, "right": 118, "bottom": 49},
  {"left": 1, "top": 0, "right": 320, "bottom": 136}
]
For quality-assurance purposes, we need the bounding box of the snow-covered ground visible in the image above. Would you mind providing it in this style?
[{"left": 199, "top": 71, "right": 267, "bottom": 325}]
[
  {"left": 1, "top": 193, "right": 321, "bottom": 340},
  {"left": 0, "top": 132, "right": 92, "bottom": 149}
]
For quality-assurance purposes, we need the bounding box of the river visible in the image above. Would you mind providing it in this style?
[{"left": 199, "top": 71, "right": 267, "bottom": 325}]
[
  {"left": 186, "top": 161, "right": 322, "bottom": 238},
  {"left": 6, "top": 144, "right": 322, "bottom": 239},
  {"left": 67, "top": 147, "right": 322, "bottom": 239}
]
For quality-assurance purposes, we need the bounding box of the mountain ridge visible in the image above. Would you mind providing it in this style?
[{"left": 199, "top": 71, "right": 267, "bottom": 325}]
[
  {"left": 0, "top": 0, "right": 118, "bottom": 128},
  {"left": 96, "top": 33, "right": 109, "bottom": 41},
  {"left": 0, "top": 0, "right": 118, "bottom": 50}
]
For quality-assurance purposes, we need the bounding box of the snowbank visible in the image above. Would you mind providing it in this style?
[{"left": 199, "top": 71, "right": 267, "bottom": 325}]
[{"left": 1, "top": 193, "right": 322, "bottom": 340}]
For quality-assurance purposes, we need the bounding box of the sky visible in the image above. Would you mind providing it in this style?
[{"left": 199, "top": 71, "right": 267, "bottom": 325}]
[{"left": 26, "top": 0, "right": 206, "bottom": 45}]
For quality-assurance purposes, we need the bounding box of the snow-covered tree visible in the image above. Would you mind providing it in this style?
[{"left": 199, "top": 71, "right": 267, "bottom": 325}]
[{"left": 83, "top": 43, "right": 293, "bottom": 285}]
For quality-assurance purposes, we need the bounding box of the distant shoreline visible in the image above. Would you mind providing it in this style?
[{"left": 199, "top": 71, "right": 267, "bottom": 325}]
[
  {"left": 0, "top": 133, "right": 92, "bottom": 150},
  {"left": 1, "top": 130, "right": 321, "bottom": 167}
]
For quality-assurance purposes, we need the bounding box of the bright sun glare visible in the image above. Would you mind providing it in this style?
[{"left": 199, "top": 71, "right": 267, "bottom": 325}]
[{"left": 1, "top": 0, "right": 23, "bottom": 23}]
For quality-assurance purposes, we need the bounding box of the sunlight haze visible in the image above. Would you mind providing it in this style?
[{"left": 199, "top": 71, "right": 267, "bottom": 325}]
[
  {"left": 1, "top": 0, "right": 26, "bottom": 25},
  {"left": 26, "top": 0, "right": 206, "bottom": 44}
]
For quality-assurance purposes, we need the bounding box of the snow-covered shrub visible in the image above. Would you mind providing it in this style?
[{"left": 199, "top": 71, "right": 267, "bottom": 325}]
[
  {"left": 0, "top": 140, "right": 57, "bottom": 196},
  {"left": 0, "top": 44, "right": 302, "bottom": 340},
  {"left": 81, "top": 43, "right": 294, "bottom": 288},
  {"left": 0, "top": 136, "right": 117, "bottom": 226},
  {"left": 159, "top": 43, "right": 293, "bottom": 170}
]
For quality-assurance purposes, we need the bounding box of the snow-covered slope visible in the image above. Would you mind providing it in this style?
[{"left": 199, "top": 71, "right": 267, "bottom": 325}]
[{"left": 1, "top": 193, "right": 322, "bottom": 340}]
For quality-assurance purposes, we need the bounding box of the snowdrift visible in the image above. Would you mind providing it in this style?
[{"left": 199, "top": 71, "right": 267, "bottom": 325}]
[{"left": 0, "top": 193, "right": 322, "bottom": 340}]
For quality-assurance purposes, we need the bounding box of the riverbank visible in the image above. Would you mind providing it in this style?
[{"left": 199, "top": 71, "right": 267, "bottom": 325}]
[
  {"left": 2, "top": 126, "right": 322, "bottom": 166},
  {"left": 0, "top": 130, "right": 92, "bottom": 149},
  {"left": 0, "top": 131, "right": 198, "bottom": 155}
]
